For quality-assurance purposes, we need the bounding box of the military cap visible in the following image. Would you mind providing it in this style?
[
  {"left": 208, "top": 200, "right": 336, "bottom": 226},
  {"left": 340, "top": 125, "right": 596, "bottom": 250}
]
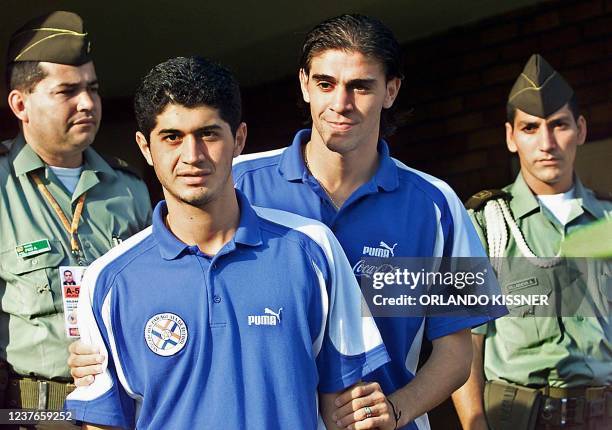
[
  {"left": 507, "top": 54, "right": 574, "bottom": 118},
  {"left": 7, "top": 11, "right": 91, "bottom": 65}
]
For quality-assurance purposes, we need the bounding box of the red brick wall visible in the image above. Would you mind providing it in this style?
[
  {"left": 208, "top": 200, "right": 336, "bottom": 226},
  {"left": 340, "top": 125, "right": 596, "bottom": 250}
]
[
  {"left": 3, "top": 0, "right": 610, "bottom": 203},
  {"left": 390, "top": 0, "right": 612, "bottom": 199},
  {"left": 242, "top": 0, "right": 612, "bottom": 201}
]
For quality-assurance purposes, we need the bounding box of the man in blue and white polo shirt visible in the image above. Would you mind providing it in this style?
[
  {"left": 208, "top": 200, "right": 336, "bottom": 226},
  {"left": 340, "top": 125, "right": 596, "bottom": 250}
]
[
  {"left": 64, "top": 56, "right": 388, "bottom": 429},
  {"left": 231, "top": 15, "right": 504, "bottom": 430},
  {"left": 68, "top": 15, "right": 505, "bottom": 430}
]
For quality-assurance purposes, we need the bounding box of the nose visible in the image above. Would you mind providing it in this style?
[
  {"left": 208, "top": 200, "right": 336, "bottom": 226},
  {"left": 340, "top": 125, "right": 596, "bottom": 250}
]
[
  {"left": 181, "top": 135, "right": 206, "bottom": 164},
  {"left": 76, "top": 89, "right": 96, "bottom": 112},
  {"left": 539, "top": 125, "right": 558, "bottom": 152},
  {"left": 330, "top": 86, "right": 353, "bottom": 114}
]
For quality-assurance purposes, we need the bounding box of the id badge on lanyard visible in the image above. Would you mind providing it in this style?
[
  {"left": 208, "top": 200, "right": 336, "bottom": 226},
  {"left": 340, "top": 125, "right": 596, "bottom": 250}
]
[{"left": 59, "top": 265, "right": 88, "bottom": 338}]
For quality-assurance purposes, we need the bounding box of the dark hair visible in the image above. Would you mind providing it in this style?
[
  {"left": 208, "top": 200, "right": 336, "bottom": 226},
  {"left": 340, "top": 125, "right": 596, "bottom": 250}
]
[
  {"left": 299, "top": 14, "right": 403, "bottom": 137},
  {"left": 6, "top": 61, "right": 47, "bottom": 92},
  {"left": 134, "top": 56, "right": 242, "bottom": 138},
  {"left": 300, "top": 14, "right": 403, "bottom": 80},
  {"left": 506, "top": 94, "right": 580, "bottom": 124}
]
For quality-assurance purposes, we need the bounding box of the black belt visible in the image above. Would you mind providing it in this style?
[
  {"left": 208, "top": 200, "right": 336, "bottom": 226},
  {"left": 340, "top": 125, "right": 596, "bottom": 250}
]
[{"left": 537, "top": 386, "right": 611, "bottom": 427}]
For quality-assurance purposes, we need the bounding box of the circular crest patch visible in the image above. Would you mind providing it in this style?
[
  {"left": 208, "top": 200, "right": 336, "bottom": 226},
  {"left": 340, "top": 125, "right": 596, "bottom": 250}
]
[{"left": 144, "top": 313, "right": 188, "bottom": 356}]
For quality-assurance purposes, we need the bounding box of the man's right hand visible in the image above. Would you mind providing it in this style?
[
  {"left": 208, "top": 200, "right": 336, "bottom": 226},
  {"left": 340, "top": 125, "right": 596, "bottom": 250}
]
[{"left": 67, "top": 341, "right": 105, "bottom": 386}]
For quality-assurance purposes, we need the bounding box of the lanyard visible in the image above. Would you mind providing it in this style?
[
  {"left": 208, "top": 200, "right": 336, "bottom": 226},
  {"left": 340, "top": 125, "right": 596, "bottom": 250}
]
[{"left": 30, "top": 172, "right": 87, "bottom": 259}]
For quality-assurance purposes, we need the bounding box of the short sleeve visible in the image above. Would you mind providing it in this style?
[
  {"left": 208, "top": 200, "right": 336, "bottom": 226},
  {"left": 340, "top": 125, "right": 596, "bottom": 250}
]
[{"left": 64, "top": 267, "right": 135, "bottom": 429}]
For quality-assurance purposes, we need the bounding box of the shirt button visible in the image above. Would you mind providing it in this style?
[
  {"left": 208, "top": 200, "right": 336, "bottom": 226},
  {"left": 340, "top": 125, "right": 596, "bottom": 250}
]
[
  {"left": 212, "top": 263, "right": 217, "bottom": 270},
  {"left": 213, "top": 295, "right": 222, "bottom": 303},
  {"left": 31, "top": 259, "right": 38, "bottom": 265},
  {"left": 37, "top": 285, "right": 50, "bottom": 294}
]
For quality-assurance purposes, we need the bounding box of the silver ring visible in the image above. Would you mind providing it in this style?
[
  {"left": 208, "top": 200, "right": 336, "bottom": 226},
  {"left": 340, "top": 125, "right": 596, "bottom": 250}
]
[{"left": 364, "top": 406, "right": 373, "bottom": 419}]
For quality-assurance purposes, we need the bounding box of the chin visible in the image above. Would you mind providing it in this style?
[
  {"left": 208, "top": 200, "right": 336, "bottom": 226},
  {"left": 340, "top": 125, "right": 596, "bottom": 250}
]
[
  {"left": 179, "top": 190, "right": 214, "bottom": 207},
  {"left": 324, "top": 137, "right": 359, "bottom": 154}
]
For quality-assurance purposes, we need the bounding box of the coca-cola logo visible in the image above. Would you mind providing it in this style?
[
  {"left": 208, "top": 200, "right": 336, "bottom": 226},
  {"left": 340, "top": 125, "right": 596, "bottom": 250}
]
[{"left": 352, "top": 259, "right": 399, "bottom": 279}]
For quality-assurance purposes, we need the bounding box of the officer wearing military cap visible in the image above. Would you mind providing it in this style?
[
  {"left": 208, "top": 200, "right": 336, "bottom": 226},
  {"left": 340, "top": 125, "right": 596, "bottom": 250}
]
[
  {"left": 452, "top": 54, "right": 612, "bottom": 430},
  {"left": 1, "top": 11, "right": 151, "bottom": 423}
]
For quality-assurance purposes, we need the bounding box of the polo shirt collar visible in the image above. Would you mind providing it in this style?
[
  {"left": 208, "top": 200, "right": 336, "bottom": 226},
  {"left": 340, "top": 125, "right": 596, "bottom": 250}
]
[
  {"left": 234, "top": 190, "right": 263, "bottom": 247},
  {"left": 373, "top": 141, "right": 399, "bottom": 192},
  {"left": 153, "top": 201, "right": 187, "bottom": 260},
  {"left": 278, "top": 129, "right": 310, "bottom": 181},
  {"left": 278, "top": 128, "right": 398, "bottom": 192},
  {"left": 154, "top": 191, "right": 263, "bottom": 261}
]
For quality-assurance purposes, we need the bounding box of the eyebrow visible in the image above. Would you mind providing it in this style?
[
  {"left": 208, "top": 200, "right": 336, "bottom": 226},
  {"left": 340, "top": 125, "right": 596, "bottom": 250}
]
[
  {"left": 54, "top": 79, "right": 99, "bottom": 89},
  {"left": 517, "top": 120, "right": 540, "bottom": 127},
  {"left": 157, "top": 124, "right": 223, "bottom": 135},
  {"left": 311, "top": 74, "right": 377, "bottom": 87},
  {"left": 311, "top": 74, "right": 336, "bottom": 83},
  {"left": 547, "top": 115, "right": 571, "bottom": 124}
]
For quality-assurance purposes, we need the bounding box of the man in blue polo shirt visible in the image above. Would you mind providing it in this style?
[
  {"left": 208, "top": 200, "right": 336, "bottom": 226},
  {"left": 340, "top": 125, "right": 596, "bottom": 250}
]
[
  {"left": 232, "top": 15, "right": 502, "bottom": 430},
  {"left": 64, "top": 56, "right": 388, "bottom": 429},
  {"left": 69, "top": 15, "right": 503, "bottom": 430}
]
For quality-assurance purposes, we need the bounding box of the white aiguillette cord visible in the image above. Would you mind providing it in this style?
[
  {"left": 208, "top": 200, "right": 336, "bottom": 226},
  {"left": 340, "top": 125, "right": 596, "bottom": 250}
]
[
  {"left": 484, "top": 198, "right": 562, "bottom": 269},
  {"left": 30, "top": 172, "right": 87, "bottom": 259}
]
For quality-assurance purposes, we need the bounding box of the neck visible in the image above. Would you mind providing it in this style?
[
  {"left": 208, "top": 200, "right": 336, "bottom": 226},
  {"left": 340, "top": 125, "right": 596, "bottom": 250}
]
[
  {"left": 23, "top": 130, "right": 83, "bottom": 167},
  {"left": 304, "top": 136, "right": 379, "bottom": 207},
  {"left": 522, "top": 170, "right": 574, "bottom": 196},
  {"left": 164, "top": 187, "right": 240, "bottom": 255}
]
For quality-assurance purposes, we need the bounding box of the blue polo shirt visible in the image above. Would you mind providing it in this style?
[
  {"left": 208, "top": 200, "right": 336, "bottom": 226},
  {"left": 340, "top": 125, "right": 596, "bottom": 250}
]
[
  {"left": 65, "top": 191, "right": 389, "bottom": 429},
  {"left": 234, "top": 129, "right": 502, "bottom": 430}
]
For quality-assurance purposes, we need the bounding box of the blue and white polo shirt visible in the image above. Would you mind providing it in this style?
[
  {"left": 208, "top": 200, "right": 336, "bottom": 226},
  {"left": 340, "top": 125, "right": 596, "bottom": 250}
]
[
  {"left": 233, "top": 129, "right": 502, "bottom": 430},
  {"left": 65, "top": 191, "right": 389, "bottom": 429}
]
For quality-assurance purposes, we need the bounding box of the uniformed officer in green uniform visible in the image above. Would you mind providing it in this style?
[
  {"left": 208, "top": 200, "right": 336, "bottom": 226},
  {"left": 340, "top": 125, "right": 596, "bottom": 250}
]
[
  {"left": 452, "top": 54, "right": 611, "bottom": 430},
  {"left": 1, "top": 11, "right": 151, "bottom": 423}
]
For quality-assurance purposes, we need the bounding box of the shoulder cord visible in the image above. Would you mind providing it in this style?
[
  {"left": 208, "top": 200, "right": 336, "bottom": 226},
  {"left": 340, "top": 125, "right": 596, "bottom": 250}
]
[{"left": 484, "top": 198, "right": 561, "bottom": 268}]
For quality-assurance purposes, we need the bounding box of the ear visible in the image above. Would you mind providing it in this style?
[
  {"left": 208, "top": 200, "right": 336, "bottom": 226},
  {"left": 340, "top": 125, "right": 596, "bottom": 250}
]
[
  {"left": 233, "top": 122, "right": 247, "bottom": 157},
  {"left": 299, "top": 69, "right": 310, "bottom": 104},
  {"left": 135, "top": 131, "right": 153, "bottom": 166},
  {"left": 7, "top": 89, "right": 28, "bottom": 123},
  {"left": 576, "top": 115, "right": 587, "bottom": 147},
  {"left": 383, "top": 77, "right": 402, "bottom": 109},
  {"left": 505, "top": 122, "right": 518, "bottom": 153}
]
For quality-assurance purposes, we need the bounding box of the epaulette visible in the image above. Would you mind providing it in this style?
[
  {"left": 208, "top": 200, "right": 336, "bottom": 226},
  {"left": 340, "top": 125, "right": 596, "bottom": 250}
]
[
  {"left": 593, "top": 189, "right": 612, "bottom": 202},
  {"left": 102, "top": 154, "right": 142, "bottom": 179},
  {"left": 464, "top": 189, "right": 511, "bottom": 211},
  {"left": 0, "top": 142, "right": 8, "bottom": 156}
]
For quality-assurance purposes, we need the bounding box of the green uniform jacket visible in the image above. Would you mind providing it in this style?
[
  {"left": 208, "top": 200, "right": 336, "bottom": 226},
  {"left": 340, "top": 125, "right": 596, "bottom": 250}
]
[
  {"left": 0, "top": 135, "right": 152, "bottom": 379},
  {"left": 470, "top": 173, "right": 611, "bottom": 387}
]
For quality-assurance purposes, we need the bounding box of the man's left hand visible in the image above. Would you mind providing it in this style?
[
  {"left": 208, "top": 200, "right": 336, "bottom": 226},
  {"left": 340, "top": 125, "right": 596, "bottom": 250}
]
[{"left": 332, "top": 382, "right": 395, "bottom": 429}]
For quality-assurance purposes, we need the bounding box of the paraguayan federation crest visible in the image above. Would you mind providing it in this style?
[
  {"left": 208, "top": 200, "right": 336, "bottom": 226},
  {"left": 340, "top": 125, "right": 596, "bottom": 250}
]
[{"left": 144, "top": 313, "right": 188, "bottom": 356}]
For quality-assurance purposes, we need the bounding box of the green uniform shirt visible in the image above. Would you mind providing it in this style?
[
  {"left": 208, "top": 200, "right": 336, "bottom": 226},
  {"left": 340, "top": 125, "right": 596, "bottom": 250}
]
[
  {"left": 470, "top": 173, "right": 611, "bottom": 387},
  {"left": 0, "top": 135, "right": 152, "bottom": 380}
]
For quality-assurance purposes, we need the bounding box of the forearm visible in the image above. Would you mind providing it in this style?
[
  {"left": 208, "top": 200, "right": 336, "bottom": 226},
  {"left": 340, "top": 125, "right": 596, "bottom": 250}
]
[
  {"left": 390, "top": 329, "right": 472, "bottom": 428},
  {"left": 452, "top": 334, "right": 488, "bottom": 430}
]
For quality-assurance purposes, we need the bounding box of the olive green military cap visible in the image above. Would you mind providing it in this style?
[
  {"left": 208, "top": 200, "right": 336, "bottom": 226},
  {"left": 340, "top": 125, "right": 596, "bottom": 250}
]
[
  {"left": 507, "top": 54, "right": 574, "bottom": 118},
  {"left": 7, "top": 11, "right": 91, "bottom": 65}
]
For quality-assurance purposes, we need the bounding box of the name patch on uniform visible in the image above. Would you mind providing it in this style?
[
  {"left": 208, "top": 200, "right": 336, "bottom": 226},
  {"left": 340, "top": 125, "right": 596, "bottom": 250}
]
[
  {"left": 144, "top": 313, "right": 188, "bottom": 356},
  {"left": 505, "top": 277, "right": 539, "bottom": 292},
  {"left": 15, "top": 239, "right": 51, "bottom": 258}
]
